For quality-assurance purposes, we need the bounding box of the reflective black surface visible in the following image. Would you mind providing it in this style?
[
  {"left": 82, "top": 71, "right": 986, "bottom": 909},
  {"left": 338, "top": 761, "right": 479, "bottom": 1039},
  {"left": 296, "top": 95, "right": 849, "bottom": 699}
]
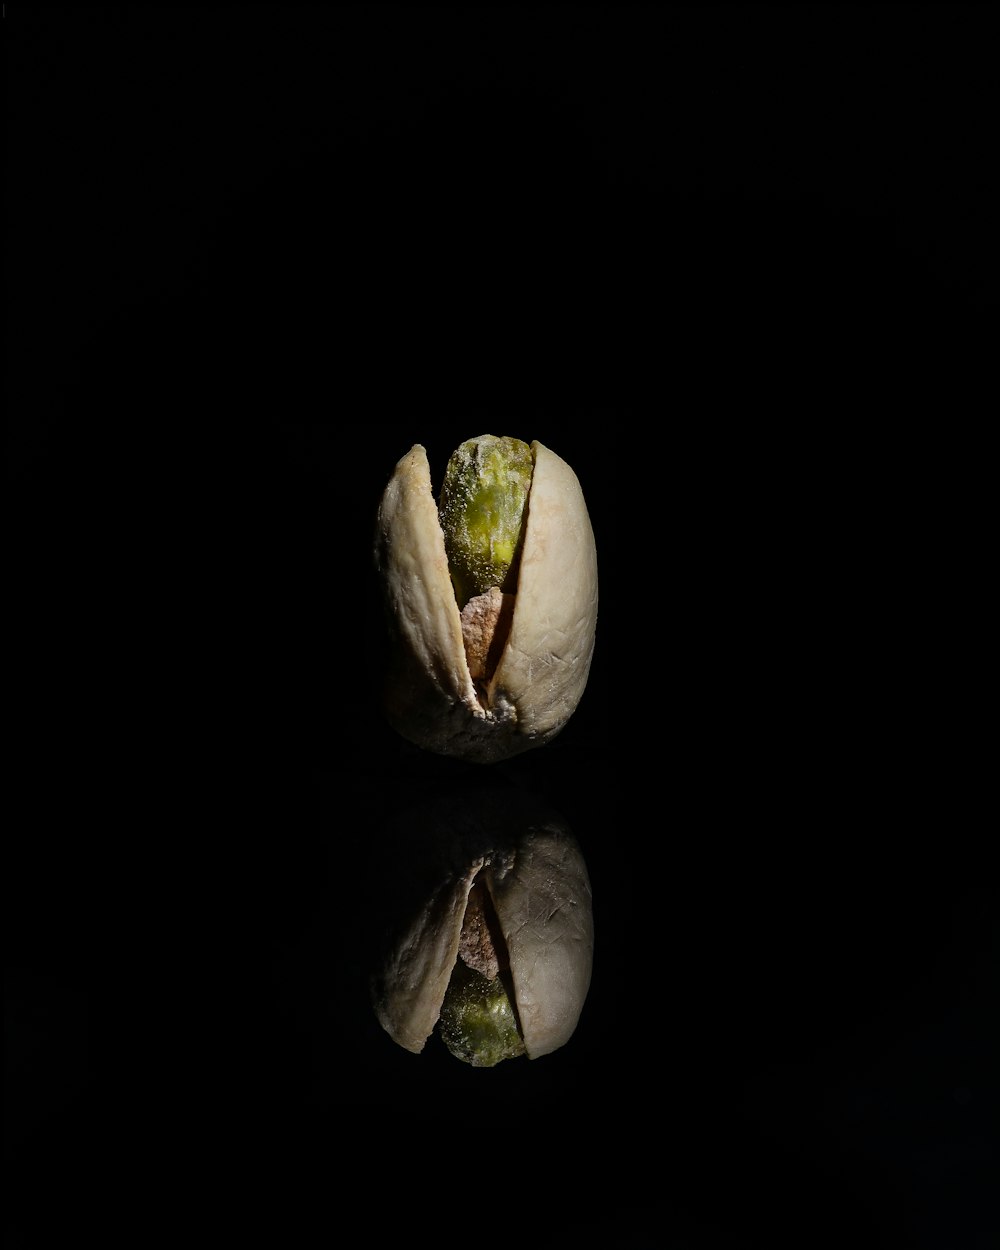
[{"left": 7, "top": 7, "right": 995, "bottom": 1248}]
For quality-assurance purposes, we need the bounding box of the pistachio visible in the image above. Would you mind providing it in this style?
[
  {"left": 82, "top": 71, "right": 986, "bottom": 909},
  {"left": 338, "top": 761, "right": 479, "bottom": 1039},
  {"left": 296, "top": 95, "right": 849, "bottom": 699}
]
[
  {"left": 436, "top": 882, "right": 527, "bottom": 1067},
  {"left": 374, "top": 435, "right": 598, "bottom": 763},
  {"left": 438, "top": 434, "right": 533, "bottom": 609},
  {"left": 370, "top": 783, "right": 594, "bottom": 1065}
]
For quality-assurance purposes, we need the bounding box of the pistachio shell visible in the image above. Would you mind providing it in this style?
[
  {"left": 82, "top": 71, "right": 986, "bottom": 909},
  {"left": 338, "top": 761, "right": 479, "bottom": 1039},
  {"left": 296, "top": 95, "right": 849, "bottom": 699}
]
[
  {"left": 374, "top": 439, "right": 598, "bottom": 763},
  {"left": 370, "top": 785, "right": 594, "bottom": 1062}
]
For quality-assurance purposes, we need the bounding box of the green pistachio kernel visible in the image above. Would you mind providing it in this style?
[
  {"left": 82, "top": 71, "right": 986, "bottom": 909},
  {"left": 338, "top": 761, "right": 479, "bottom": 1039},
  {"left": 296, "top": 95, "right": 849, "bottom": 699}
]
[
  {"left": 438, "top": 435, "right": 534, "bottom": 610},
  {"left": 437, "top": 960, "right": 527, "bottom": 1068}
]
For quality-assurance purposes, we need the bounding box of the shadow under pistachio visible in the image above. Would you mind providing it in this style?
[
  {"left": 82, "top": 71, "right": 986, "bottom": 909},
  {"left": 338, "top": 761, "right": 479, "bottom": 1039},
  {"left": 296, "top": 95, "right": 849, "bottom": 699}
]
[{"left": 367, "top": 773, "right": 594, "bottom": 1067}]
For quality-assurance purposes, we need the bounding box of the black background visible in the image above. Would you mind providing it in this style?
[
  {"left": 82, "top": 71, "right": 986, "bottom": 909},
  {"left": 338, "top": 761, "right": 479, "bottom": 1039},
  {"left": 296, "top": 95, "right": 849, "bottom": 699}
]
[{"left": 6, "top": 6, "right": 996, "bottom": 1248}]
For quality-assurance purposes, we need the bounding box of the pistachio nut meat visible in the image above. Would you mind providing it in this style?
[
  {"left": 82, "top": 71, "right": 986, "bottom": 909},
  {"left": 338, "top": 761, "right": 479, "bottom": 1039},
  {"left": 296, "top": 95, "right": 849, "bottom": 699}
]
[
  {"left": 369, "top": 783, "right": 594, "bottom": 1065},
  {"left": 374, "top": 435, "right": 598, "bottom": 763}
]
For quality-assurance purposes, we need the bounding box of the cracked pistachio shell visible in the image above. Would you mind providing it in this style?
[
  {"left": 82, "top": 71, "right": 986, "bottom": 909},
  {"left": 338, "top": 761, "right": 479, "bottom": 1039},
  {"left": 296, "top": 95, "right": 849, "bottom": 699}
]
[
  {"left": 374, "top": 439, "right": 598, "bottom": 763},
  {"left": 370, "top": 785, "right": 594, "bottom": 1063}
]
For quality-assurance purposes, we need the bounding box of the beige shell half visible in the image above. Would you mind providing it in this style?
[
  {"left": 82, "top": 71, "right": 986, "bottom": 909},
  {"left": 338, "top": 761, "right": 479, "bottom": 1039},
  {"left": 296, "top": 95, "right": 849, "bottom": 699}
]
[
  {"left": 374, "top": 440, "right": 598, "bottom": 763},
  {"left": 370, "top": 792, "right": 594, "bottom": 1061}
]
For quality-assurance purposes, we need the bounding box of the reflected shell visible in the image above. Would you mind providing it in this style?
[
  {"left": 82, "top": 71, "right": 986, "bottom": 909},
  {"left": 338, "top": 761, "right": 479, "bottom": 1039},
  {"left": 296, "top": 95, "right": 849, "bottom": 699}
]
[{"left": 370, "top": 784, "right": 594, "bottom": 1062}]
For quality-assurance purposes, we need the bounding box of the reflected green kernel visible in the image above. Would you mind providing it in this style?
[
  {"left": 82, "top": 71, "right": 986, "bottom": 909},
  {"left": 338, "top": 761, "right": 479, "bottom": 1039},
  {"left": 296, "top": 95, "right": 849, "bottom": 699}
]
[
  {"left": 437, "top": 961, "right": 526, "bottom": 1067},
  {"left": 439, "top": 435, "right": 533, "bottom": 609}
]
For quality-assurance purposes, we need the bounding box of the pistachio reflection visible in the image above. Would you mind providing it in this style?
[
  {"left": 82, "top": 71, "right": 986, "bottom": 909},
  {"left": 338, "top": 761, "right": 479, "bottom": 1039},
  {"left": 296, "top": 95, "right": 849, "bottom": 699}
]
[{"left": 369, "top": 778, "right": 594, "bottom": 1066}]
